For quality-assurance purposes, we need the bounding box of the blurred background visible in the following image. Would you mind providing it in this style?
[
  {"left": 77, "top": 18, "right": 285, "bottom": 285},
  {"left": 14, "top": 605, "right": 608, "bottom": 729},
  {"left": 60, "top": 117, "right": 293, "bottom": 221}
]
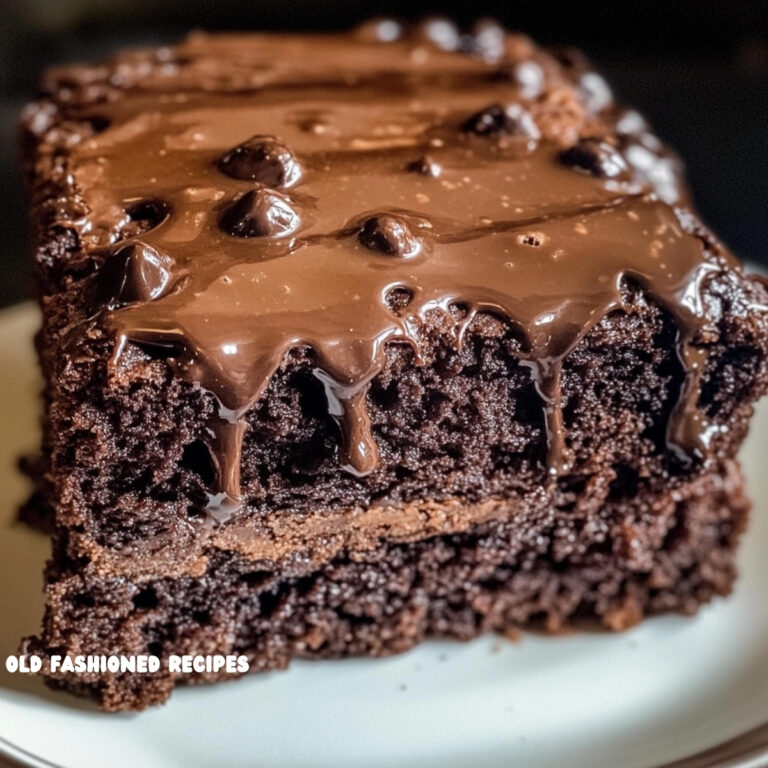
[{"left": 1, "top": 0, "right": 766, "bottom": 308}]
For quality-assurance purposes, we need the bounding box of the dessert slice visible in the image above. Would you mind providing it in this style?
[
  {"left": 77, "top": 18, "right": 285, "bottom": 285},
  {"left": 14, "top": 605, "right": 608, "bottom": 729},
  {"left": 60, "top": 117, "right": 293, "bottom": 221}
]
[{"left": 19, "top": 21, "right": 768, "bottom": 710}]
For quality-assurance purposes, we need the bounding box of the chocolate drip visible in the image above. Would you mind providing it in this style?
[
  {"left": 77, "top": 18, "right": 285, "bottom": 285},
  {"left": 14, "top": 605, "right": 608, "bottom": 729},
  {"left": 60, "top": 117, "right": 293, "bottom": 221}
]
[
  {"left": 315, "top": 373, "right": 380, "bottom": 476},
  {"left": 667, "top": 342, "right": 719, "bottom": 463},
  {"left": 54, "top": 29, "right": 741, "bottom": 521},
  {"left": 207, "top": 417, "right": 247, "bottom": 522},
  {"left": 524, "top": 360, "right": 570, "bottom": 477}
]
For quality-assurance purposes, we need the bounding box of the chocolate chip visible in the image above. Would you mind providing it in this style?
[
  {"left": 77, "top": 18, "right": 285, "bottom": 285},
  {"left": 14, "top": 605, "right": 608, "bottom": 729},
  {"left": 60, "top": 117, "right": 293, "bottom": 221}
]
[
  {"left": 96, "top": 242, "right": 173, "bottom": 309},
  {"left": 218, "top": 136, "right": 302, "bottom": 187},
  {"left": 559, "top": 139, "right": 630, "bottom": 180},
  {"left": 462, "top": 103, "right": 540, "bottom": 142},
  {"left": 406, "top": 155, "right": 442, "bottom": 177},
  {"left": 358, "top": 215, "right": 421, "bottom": 259},
  {"left": 221, "top": 188, "right": 300, "bottom": 238}
]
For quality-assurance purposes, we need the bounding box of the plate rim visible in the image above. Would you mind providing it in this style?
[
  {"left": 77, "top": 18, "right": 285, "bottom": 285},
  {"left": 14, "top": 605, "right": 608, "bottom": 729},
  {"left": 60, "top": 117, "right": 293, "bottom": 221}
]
[
  {"left": 659, "top": 720, "right": 768, "bottom": 768},
  {"left": 1, "top": 720, "right": 768, "bottom": 768},
  {"left": 0, "top": 736, "right": 65, "bottom": 768}
]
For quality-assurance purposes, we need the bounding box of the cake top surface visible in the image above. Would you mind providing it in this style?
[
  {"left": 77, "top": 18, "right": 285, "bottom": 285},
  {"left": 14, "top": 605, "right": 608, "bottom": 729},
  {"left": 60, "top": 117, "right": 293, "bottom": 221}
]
[{"left": 24, "top": 21, "right": 745, "bottom": 516}]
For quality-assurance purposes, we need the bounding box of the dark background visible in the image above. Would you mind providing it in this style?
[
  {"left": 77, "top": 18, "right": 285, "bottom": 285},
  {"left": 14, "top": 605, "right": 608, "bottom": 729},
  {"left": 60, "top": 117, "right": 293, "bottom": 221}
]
[{"left": 1, "top": 0, "right": 766, "bottom": 308}]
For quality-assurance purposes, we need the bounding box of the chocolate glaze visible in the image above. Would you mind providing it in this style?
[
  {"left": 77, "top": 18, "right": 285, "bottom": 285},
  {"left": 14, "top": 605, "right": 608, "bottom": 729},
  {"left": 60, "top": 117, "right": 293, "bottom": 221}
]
[{"left": 42, "top": 25, "right": 741, "bottom": 519}]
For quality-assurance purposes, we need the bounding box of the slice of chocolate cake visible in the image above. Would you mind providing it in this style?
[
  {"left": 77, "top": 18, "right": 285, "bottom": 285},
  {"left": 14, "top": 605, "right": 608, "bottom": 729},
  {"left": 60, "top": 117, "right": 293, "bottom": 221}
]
[{"left": 19, "top": 20, "right": 768, "bottom": 710}]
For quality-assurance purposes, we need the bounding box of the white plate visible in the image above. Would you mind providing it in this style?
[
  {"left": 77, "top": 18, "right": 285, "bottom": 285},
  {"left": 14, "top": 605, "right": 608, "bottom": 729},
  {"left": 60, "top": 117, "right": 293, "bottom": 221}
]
[{"left": 0, "top": 302, "right": 766, "bottom": 768}]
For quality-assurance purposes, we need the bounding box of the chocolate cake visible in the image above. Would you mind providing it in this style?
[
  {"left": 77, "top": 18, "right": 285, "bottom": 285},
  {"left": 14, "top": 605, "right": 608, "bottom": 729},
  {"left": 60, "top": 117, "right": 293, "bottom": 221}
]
[{"left": 18, "top": 20, "right": 768, "bottom": 710}]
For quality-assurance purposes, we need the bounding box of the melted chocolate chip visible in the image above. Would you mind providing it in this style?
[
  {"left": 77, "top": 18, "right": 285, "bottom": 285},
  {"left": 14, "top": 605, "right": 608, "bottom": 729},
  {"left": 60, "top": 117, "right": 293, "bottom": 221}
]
[
  {"left": 560, "top": 139, "right": 630, "bottom": 180},
  {"left": 461, "top": 103, "right": 540, "bottom": 142},
  {"left": 218, "top": 135, "right": 302, "bottom": 187},
  {"left": 407, "top": 155, "right": 442, "bottom": 177},
  {"left": 96, "top": 242, "right": 173, "bottom": 309},
  {"left": 358, "top": 214, "right": 422, "bottom": 258},
  {"left": 220, "top": 188, "right": 300, "bottom": 238}
]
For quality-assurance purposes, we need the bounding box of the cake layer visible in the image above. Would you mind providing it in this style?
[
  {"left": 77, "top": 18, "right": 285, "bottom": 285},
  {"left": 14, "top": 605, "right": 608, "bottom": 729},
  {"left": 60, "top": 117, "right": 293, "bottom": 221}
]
[{"left": 24, "top": 459, "right": 748, "bottom": 711}]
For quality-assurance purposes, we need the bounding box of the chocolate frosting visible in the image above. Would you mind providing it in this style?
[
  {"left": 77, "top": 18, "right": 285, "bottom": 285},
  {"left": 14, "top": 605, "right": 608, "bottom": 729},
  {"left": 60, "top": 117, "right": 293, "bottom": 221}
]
[{"left": 37, "top": 24, "right": 742, "bottom": 520}]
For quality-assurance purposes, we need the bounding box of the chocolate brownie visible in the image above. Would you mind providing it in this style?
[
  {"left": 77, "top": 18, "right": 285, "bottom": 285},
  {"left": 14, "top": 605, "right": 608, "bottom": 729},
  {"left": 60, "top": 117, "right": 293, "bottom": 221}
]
[{"left": 18, "top": 19, "right": 768, "bottom": 710}]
